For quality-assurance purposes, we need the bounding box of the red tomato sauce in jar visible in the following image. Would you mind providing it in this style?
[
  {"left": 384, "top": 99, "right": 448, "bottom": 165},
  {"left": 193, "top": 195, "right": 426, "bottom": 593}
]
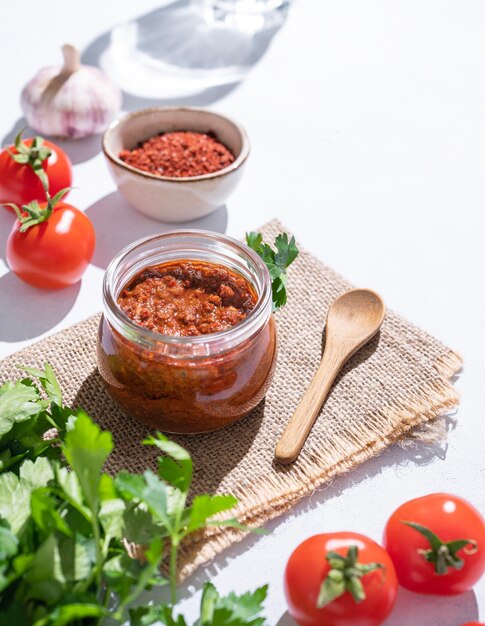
[
  {"left": 117, "top": 260, "right": 256, "bottom": 337},
  {"left": 97, "top": 236, "right": 277, "bottom": 434}
]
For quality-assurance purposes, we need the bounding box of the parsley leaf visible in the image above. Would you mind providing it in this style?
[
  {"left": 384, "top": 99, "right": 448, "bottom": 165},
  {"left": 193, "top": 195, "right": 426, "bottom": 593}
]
[
  {"left": 0, "top": 379, "right": 45, "bottom": 438},
  {"left": 274, "top": 233, "right": 299, "bottom": 269},
  {"left": 63, "top": 411, "right": 113, "bottom": 513},
  {"left": 199, "top": 582, "right": 268, "bottom": 626},
  {"left": 187, "top": 494, "right": 238, "bottom": 533},
  {"left": 131, "top": 583, "right": 268, "bottom": 626},
  {"left": 245, "top": 232, "right": 262, "bottom": 251},
  {"left": 144, "top": 433, "right": 193, "bottom": 493},
  {"left": 0, "top": 366, "right": 269, "bottom": 625},
  {"left": 0, "top": 366, "right": 73, "bottom": 474},
  {"left": 130, "top": 604, "right": 188, "bottom": 626},
  {"left": 117, "top": 433, "right": 250, "bottom": 605},
  {"left": 38, "top": 603, "right": 108, "bottom": 626},
  {"left": 0, "top": 457, "right": 53, "bottom": 534},
  {"left": 21, "top": 364, "right": 62, "bottom": 406},
  {"left": 246, "top": 231, "right": 299, "bottom": 310}
]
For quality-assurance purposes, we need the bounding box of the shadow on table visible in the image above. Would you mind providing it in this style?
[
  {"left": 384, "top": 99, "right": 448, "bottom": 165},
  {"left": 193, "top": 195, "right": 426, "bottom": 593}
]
[
  {"left": 0, "top": 271, "right": 81, "bottom": 342},
  {"left": 275, "top": 588, "right": 479, "bottom": 626},
  {"left": 275, "top": 613, "right": 294, "bottom": 626},
  {"left": 0, "top": 210, "right": 15, "bottom": 263},
  {"left": 381, "top": 587, "right": 478, "bottom": 625},
  {"left": 81, "top": 0, "right": 287, "bottom": 109},
  {"left": 85, "top": 191, "right": 228, "bottom": 269}
]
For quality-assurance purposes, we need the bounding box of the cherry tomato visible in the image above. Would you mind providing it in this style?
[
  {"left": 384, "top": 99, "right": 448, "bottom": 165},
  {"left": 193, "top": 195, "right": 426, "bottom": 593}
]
[
  {"left": 284, "top": 532, "right": 398, "bottom": 626},
  {"left": 7, "top": 201, "right": 95, "bottom": 290},
  {"left": 0, "top": 136, "right": 72, "bottom": 206},
  {"left": 460, "top": 623, "right": 485, "bottom": 625},
  {"left": 383, "top": 493, "right": 485, "bottom": 595}
]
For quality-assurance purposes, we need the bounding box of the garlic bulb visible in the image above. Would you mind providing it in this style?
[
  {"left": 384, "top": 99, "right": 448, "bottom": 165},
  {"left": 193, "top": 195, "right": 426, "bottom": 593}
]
[{"left": 21, "top": 44, "right": 122, "bottom": 139}]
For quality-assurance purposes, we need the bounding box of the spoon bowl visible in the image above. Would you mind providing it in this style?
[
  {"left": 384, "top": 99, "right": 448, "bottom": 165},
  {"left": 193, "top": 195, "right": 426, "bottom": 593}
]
[{"left": 327, "top": 289, "right": 386, "bottom": 347}]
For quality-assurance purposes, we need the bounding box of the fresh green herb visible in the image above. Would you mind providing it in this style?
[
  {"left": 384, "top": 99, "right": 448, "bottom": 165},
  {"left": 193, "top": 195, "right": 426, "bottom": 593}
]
[
  {"left": 130, "top": 581, "right": 268, "bottom": 626},
  {"left": 0, "top": 364, "right": 71, "bottom": 473},
  {"left": 116, "top": 432, "right": 254, "bottom": 605},
  {"left": 246, "top": 232, "right": 299, "bottom": 309},
  {"left": 7, "top": 131, "right": 52, "bottom": 191},
  {"left": 0, "top": 365, "right": 268, "bottom": 626}
]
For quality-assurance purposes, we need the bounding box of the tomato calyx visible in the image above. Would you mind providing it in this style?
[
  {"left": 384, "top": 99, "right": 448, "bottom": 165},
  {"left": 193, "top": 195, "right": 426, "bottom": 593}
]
[
  {"left": 4, "top": 188, "right": 70, "bottom": 232},
  {"left": 6, "top": 131, "right": 52, "bottom": 190},
  {"left": 317, "top": 545, "right": 384, "bottom": 608},
  {"left": 403, "top": 521, "right": 478, "bottom": 575}
]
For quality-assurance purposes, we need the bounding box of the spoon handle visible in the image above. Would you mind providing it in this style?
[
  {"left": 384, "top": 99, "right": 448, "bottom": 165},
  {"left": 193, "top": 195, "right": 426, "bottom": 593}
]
[{"left": 275, "top": 338, "right": 352, "bottom": 464}]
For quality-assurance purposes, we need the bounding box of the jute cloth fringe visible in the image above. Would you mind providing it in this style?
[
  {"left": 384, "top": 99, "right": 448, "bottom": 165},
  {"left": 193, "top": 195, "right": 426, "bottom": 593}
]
[{"left": 0, "top": 220, "right": 462, "bottom": 580}]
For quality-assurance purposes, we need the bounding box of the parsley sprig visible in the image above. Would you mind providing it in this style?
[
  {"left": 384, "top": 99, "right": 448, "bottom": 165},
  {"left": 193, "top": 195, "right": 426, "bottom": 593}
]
[
  {"left": 0, "top": 366, "right": 268, "bottom": 626},
  {"left": 0, "top": 363, "right": 69, "bottom": 472},
  {"left": 246, "top": 232, "right": 299, "bottom": 309},
  {"left": 131, "top": 582, "right": 268, "bottom": 626}
]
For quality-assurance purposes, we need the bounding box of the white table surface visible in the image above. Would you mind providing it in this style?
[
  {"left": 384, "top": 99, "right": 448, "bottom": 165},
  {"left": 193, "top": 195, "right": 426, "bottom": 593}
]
[{"left": 1, "top": 1, "right": 485, "bottom": 624}]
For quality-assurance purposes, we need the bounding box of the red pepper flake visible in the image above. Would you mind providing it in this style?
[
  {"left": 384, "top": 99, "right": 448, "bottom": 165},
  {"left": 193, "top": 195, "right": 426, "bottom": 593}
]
[{"left": 119, "top": 131, "right": 235, "bottom": 178}]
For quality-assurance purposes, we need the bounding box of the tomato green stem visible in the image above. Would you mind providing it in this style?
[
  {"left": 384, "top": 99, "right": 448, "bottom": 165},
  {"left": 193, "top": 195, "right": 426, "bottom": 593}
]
[
  {"left": 3, "top": 187, "right": 70, "bottom": 232},
  {"left": 7, "top": 130, "right": 52, "bottom": 191},
  {"left": 402, "top": 521, "right": 478, "bottom": 575},
  {"left": 317, "top": 545, "right": 384, "bottom": 608}
]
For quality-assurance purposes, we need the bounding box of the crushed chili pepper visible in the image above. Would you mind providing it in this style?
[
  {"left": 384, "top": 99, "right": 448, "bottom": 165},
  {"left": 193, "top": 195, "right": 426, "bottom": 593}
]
[{"left": 119, "top": 131, "right": 235, "bottom": 178}]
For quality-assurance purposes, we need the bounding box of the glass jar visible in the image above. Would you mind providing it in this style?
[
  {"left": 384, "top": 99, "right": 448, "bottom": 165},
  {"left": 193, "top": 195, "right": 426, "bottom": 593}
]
[{"left": 97, "top": 230, "right": 277, "bottom": 433}]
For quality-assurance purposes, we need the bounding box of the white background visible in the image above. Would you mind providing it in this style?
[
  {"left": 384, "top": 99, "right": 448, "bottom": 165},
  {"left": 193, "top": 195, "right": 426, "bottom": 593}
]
[{"left": 1, "top": 1, "right": 484, "bottom": 624}]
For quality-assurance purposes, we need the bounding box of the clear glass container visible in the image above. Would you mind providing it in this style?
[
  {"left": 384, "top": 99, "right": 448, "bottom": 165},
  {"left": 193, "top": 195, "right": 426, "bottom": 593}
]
[
  {"left": 198, "top": 0, "right": 291, "bottom": 29},
  {"left": 88, "top": 1, "right": 290, "bottom": 101},
  {"left": 97, "top": 230, "right": 277, "bottom": 433}
]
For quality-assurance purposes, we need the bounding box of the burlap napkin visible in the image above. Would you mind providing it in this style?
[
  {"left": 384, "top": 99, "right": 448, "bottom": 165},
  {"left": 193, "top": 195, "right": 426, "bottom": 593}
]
[{"left": 0, "top": 220, "right": 462, "bottom": 580}]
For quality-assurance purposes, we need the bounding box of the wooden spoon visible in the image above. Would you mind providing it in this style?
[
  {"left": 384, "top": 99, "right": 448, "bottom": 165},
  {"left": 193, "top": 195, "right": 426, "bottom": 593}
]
[{"left": 275, "top": 289, "right": 386, "bottom": 464}]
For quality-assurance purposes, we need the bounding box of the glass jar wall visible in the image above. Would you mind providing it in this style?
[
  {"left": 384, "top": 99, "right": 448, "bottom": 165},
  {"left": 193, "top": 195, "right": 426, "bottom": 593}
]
[{"left": 97, "top": 230, "right": 277, "bottom": 433}]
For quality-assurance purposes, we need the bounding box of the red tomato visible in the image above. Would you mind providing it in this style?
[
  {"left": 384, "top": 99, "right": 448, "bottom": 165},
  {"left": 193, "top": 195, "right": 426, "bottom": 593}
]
[
  {"left": 0, "top": 137, "right": 72, "bottom": 206},
  {"left": 383, "top": 493, "right": 485, "bottom": 595},
  {"left": 460, "top": 623, "right": 485, "bottom": 625},
  {"left": 7, "top": 201, "right": 95, "bottom": 289},
  {"left": 284, "top": 532, "right": 398, "bottom": 626}
]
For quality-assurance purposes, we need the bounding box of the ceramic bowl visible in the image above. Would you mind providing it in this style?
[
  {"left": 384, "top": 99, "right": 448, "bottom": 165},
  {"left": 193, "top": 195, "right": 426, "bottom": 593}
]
[{"left": 102, "top": 107, "right": 250, "bottom": 222}]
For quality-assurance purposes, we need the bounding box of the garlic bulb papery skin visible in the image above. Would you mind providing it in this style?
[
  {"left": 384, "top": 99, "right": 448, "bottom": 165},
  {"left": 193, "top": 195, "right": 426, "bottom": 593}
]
[{"left": 21, "top": 44, "right": 122, "bottom": 139}]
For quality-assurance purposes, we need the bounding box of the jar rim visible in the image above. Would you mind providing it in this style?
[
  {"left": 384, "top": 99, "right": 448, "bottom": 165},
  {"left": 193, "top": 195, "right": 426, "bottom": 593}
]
[{"left": 103, "top": 229, "right": 272, "bottom": 351}]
